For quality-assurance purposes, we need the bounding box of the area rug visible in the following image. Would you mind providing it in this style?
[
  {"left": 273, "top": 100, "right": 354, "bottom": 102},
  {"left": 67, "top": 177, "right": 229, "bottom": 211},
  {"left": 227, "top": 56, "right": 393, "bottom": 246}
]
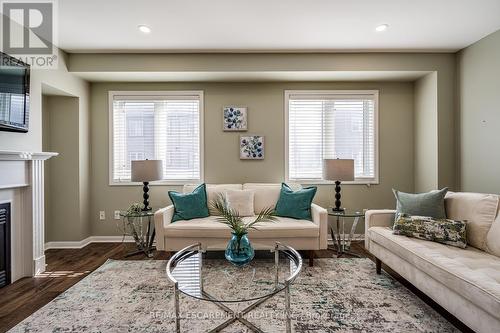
[{"left": 10, "top": 258, "right": 459, "bottom": 332}]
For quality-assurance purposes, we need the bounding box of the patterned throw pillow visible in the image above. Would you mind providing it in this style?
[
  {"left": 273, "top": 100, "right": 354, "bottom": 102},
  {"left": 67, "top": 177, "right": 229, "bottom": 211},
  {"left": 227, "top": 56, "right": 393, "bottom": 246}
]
[{"left": 393, "top": 215, "right": 467, "bottom": 248}]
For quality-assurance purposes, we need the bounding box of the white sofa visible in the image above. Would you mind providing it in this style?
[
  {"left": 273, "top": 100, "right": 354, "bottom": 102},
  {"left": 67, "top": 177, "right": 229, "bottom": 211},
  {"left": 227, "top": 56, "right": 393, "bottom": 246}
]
[
  {"left": 154, "top": 183, "right": 328, "bottom": 265},
  {"left": 365, "top": 192, "right": 500, "bottom": 333}
]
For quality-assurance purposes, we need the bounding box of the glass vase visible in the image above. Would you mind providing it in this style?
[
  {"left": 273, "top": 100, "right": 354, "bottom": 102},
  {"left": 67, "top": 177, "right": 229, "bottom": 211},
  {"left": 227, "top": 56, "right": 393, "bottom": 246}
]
[{"left": 225, "top": 232, "right": 255, "bottom": 266}]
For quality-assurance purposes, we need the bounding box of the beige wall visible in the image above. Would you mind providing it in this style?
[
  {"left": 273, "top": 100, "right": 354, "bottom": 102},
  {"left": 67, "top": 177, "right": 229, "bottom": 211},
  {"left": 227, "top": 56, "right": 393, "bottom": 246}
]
[
  {"left": 70, "top": 52, "right": 457, "bottom": 190},
  {"left": 0, "top": 47, "right": 94, "bottom": 243},
  {"left": 0, "top": 51, "right": 89, "bottom": 152},
  {"left": 90, "top": 81, "right": 414, "bottom": 235},
  {"left": 43, "top": 96, "right": 90, "bottom": 241},
  {"left": 414, "top": 72, "right": 438, "bottom": 192},
  {"left": 2, "top": 51, "right": 459, "bottom": 242},
  {"left": 457, "top": 29, "right": 500, "bottom": 193}
]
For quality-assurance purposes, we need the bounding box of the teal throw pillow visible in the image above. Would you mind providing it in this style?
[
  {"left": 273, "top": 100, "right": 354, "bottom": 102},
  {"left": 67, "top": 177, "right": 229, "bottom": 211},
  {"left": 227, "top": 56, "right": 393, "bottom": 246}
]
[
  {"left": 275, "top": 183, "right": 317, "bottom": 220},
  {"left": 168, "top": 183, "right": 210, "bottom": 222},
  {"left": 393, "top": 214, "right": 467, "bottom": 249},
  {"left": 393, "top": 188, "right": 448, "bottom": 219}
]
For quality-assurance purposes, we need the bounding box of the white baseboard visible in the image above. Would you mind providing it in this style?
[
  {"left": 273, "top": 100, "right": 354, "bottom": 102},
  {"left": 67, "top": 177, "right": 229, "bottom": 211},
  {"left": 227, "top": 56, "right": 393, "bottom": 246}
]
[
  {"left": 45, "top": 236, "right": 135, "bottom": 250},
  {"left": 33, "top": 255, "right": 46, "bottom": 275},
  {"left": 45, "top": 234, "right": 364, "bottom": 250},
  {"left": 327, "top": 233, "right": 365, "bottom": 245}
]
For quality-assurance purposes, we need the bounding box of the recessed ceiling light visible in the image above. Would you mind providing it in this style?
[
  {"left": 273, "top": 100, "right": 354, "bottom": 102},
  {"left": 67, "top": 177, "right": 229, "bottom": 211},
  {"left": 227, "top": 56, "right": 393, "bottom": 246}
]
[
  {"left": 375, "top": 24, "right": 389, "bottom": 32},
  {"left": 138, "top": 25, "right": 152, "bottom": 34}
]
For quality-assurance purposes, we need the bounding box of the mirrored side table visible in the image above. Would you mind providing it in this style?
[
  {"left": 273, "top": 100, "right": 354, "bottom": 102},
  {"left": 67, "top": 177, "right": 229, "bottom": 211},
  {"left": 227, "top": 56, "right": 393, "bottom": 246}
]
[
  {"left": 118, "top": 210, "right": 156, "bottom": 257},
  {"left": 328, "top": 209, "right": 364, "bottom": 257}
]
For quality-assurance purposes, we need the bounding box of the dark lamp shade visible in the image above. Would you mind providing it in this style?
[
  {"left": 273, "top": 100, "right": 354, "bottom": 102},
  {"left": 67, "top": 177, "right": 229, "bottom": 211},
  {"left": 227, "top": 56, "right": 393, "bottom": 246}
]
[
  {"left": 323, "top": 159, "right": 355, "bottom": 181},
  {"left": 131, "top": 160, "right": 163, "bottom": 182}
]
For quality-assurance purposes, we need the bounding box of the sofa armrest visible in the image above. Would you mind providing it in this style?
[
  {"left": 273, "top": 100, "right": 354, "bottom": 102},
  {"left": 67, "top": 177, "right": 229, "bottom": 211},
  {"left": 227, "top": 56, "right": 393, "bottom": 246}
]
[
  {"left": 311, "top": 203, "right": 328, "bottom": 249},
  {"left": 364, "top": 209, "right": 396, "bottom": 250},
  {"left": 154, "top": 205, "right": 174, "bottom": 251}
]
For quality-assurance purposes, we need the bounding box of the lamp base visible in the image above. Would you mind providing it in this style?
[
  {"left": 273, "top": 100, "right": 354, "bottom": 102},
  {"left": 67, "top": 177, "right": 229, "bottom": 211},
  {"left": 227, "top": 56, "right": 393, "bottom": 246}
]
[
  {"left": 142, "top": 182, "right": 151, "bottom": 211},
  {"left": 334, "top": 180, "right": 343, "bottom": 211}
]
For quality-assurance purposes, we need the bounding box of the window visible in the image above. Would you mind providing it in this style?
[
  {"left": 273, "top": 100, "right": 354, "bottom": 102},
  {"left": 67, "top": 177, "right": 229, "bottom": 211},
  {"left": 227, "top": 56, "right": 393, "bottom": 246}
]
[
  {"left": 127, "top": 119, "right": 144, "bottom": 137},
  {"left": 285, "top": 90, "right": 378, "bottom": 184},
  {"left": 110, "top": 91, "right": 203, "bottom": 184}
]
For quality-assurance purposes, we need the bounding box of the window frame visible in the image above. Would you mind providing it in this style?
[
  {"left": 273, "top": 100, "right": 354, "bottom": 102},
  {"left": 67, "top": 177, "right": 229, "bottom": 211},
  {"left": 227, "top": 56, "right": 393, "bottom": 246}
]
[
  {"left": 284, "top": 90, "right": 379, "bottom": 185},
  {"left": 108, "top": 90, "right": 204, "bottom": 186}
]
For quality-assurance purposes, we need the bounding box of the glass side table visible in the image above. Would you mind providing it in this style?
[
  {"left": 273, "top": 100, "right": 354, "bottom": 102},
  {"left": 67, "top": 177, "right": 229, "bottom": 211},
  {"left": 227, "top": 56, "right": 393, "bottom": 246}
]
[
  {"left": 328, "top": 209, "right": 365, "bottom": 257},
  {"left": 118, "top": 210, "right": 156, "bottom": 258}
]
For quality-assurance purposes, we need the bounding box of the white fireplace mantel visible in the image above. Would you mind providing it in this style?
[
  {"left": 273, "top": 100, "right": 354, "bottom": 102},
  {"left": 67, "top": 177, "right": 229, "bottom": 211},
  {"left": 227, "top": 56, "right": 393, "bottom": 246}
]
[
  {"left": 0, "top": 150, "right": 58, "bottom": 280},
  {"left": 0, "top": 150, "right": 58, "bottom": 161}
]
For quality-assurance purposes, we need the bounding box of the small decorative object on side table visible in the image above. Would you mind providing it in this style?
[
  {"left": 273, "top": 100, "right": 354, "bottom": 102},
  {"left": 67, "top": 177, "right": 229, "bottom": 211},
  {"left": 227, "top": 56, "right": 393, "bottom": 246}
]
[
  {"left": 328, "top": 208, "right": 364, "bottom": 257},
  {"left": 118, "top": 206, "right": 156, "bottom": 257}
]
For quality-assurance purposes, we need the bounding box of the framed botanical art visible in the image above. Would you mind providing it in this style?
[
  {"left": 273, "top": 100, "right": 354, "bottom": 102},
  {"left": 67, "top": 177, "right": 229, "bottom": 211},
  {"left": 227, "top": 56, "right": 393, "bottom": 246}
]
[
  {"left": 223, "top": 106, "right": 247, "bottom": 131},
  {"left": 240, "top": 136, "right": 264, "bottom": 160}
]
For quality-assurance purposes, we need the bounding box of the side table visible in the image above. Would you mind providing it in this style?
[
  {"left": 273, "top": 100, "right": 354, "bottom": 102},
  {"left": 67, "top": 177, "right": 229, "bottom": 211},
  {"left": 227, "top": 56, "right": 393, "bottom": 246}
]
[
  {"left": 118, "top": 210, "right": 156, "bottom": 257},
  {"left": 328, "top": 209, "right": 364, "bottom": 257}
]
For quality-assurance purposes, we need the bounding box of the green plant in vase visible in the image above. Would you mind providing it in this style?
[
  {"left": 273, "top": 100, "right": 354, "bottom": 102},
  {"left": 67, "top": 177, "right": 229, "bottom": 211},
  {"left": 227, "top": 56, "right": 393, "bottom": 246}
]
[{"left": 212, "top": 195, "right": 277, "bottom": 266}]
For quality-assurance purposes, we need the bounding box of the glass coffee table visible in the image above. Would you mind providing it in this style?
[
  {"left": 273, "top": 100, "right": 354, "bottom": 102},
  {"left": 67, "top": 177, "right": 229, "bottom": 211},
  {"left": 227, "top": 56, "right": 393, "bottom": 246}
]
[{"left": 166, "top": 242, "right": 302, "bottom": 333}]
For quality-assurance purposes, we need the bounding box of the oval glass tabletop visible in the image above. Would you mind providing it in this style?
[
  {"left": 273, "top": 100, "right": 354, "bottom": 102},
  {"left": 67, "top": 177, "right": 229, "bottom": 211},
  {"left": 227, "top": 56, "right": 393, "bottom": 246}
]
[
  {"left": 166, "top": 243, "right": 302, "bottom": 303},
  {"left": 328, "top": 208, "right": 364, "bottom": 218}
]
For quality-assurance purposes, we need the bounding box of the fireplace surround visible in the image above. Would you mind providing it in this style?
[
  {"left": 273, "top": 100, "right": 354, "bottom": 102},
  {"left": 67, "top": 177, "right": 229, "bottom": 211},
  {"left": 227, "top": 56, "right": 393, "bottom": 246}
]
[{"left": 0, "top": 150, "right": 57, "bottom": 282}]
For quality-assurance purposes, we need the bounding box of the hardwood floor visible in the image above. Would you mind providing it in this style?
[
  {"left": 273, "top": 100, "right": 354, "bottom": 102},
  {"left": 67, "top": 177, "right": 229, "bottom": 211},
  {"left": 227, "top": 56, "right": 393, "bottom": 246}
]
[{"left": 0, "top": 242, "right": 472, "bottom": 333}]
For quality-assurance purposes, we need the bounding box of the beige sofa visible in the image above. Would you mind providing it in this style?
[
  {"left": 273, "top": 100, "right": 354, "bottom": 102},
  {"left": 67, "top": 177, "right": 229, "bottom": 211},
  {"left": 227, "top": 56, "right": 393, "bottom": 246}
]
[
  {"left": 365, "top": 192, "right": 500, "bottom": 333},
  {"left": 154, "top": 183, "right": 328, "bottom": 265}
]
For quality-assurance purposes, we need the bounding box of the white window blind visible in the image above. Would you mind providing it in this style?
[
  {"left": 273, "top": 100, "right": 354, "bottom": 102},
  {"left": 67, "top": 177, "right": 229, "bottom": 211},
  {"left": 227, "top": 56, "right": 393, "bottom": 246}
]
[
  {"left": 110, "top": 92, "right": 202, "bottom": 183},
  {"left": 286, "top": 91, "right": 378, "bottom": 183}
]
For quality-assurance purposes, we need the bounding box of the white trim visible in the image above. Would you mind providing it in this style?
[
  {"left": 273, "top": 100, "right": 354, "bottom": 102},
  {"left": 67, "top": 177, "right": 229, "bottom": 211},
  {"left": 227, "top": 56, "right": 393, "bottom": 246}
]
[
  {"left": 0, "top": 183, "right": 29, "bottom": 190},
  {"left": 327, "top": 233, "right": 365, "bottom": 245},
  {"left": 44, "top": 235, "right": 135, "bottom": 250},
  {"left": 44, "top": 235, "right": 360, "bottom": 250},
  {"left": 284, "top": 90, "right": 379, "bottom": 185},
  {"left": 0, "top": 150, "right": 58, "bottom": 161},
  {"left": 108, "top": 90, "right": 204, "bottom": 186}
]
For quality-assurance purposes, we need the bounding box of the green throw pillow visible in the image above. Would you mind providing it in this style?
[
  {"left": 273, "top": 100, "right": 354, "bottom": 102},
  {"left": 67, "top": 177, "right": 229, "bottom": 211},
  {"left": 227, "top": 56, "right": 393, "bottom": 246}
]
[
  {"left": 393, "top": 188, "right": 448, "bottom": 219},
  {"left": 393, "top": 215, "right": 467, "bottom": 248},
  {"left": 168, "top": 184, "right": 210, "bottom": 222},
  {"left": 275, "top": 183, "right": 317, "bottom": 220}
]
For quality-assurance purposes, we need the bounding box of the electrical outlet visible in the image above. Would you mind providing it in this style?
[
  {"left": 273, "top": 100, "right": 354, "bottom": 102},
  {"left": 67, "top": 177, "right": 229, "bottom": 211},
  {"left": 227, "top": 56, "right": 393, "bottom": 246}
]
[
  {"left": 114, "top": 210, "right": 121, "bottom": 220},
  {"left": 99, "top": 211, "right": 106, "bottom": 220}
]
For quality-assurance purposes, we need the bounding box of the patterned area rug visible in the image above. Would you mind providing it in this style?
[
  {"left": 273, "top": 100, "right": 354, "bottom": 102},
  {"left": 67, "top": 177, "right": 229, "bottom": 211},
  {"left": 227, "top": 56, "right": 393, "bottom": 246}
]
[{"left": 10, "top": 258, "right": 459, "bottom": 332}]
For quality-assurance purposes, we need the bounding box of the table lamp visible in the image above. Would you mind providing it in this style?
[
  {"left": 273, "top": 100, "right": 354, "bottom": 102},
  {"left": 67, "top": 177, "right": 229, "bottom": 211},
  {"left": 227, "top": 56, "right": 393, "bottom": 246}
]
[
  {"left": 131, "top": 160, "right": 163, "bottom": 211},
  {"left": 323, "top": 159, "right": 355, "bottom": 212}
]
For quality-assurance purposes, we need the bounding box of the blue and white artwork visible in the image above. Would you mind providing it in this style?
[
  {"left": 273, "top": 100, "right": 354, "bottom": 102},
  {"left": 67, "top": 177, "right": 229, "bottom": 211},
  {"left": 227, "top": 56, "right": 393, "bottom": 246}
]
[
  {"left": 240, "top": 136, "right": 264, "bottom": 160},
  {"left": 223, "top": 106, "right": 247, "bottom": 131}
]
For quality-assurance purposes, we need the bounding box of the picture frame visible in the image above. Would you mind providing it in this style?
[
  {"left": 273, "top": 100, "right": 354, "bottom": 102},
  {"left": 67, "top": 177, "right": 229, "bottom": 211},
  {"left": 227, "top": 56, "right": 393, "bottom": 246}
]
[
  {"left": 223, "top": 106, "right": 247, "bottom": 131},
  {"left": 240, "top": 135, "right": 264, "bottom": 160}
]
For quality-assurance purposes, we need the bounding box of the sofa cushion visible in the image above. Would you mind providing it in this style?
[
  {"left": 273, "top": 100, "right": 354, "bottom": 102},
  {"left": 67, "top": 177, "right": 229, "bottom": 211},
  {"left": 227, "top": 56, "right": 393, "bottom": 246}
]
[
  {"left": 168, "top": 184, "right": 210, "bottom": 222},
  {"left": 184, "top": 184, "right": 242, "bottom": 216},
  {"left": 369, "top": 226, "right": 500, "bottom": 319},
  {"left": 486, "top": 210, "right": 500, "bottom": 257},
  {"left": 393, "top": 215, "right": 467, "bottom": 248},
  {"left": 275, "top": 183, "right": 317, "bottom": 220},
  {"left": 445, "top": 192, "right": 499, "bottom": 251},
  {"left": 393, "top": 188, "right": 448, "bottom": 219},
  {"left": 243, "top": 183, "right": 301, "bottom": 214},
  {"left": 226, "top": 189, "right": 254, "bottom": 217},
  {"left": 165, "top": 216, "right": 319, "bottom": 238}
]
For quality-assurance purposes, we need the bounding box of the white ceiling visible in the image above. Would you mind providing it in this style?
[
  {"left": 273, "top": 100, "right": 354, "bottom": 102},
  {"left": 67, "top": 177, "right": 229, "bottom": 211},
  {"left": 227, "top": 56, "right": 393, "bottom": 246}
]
[{"left": 58, "top": 0, "right": 500, "bottom": 53}]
